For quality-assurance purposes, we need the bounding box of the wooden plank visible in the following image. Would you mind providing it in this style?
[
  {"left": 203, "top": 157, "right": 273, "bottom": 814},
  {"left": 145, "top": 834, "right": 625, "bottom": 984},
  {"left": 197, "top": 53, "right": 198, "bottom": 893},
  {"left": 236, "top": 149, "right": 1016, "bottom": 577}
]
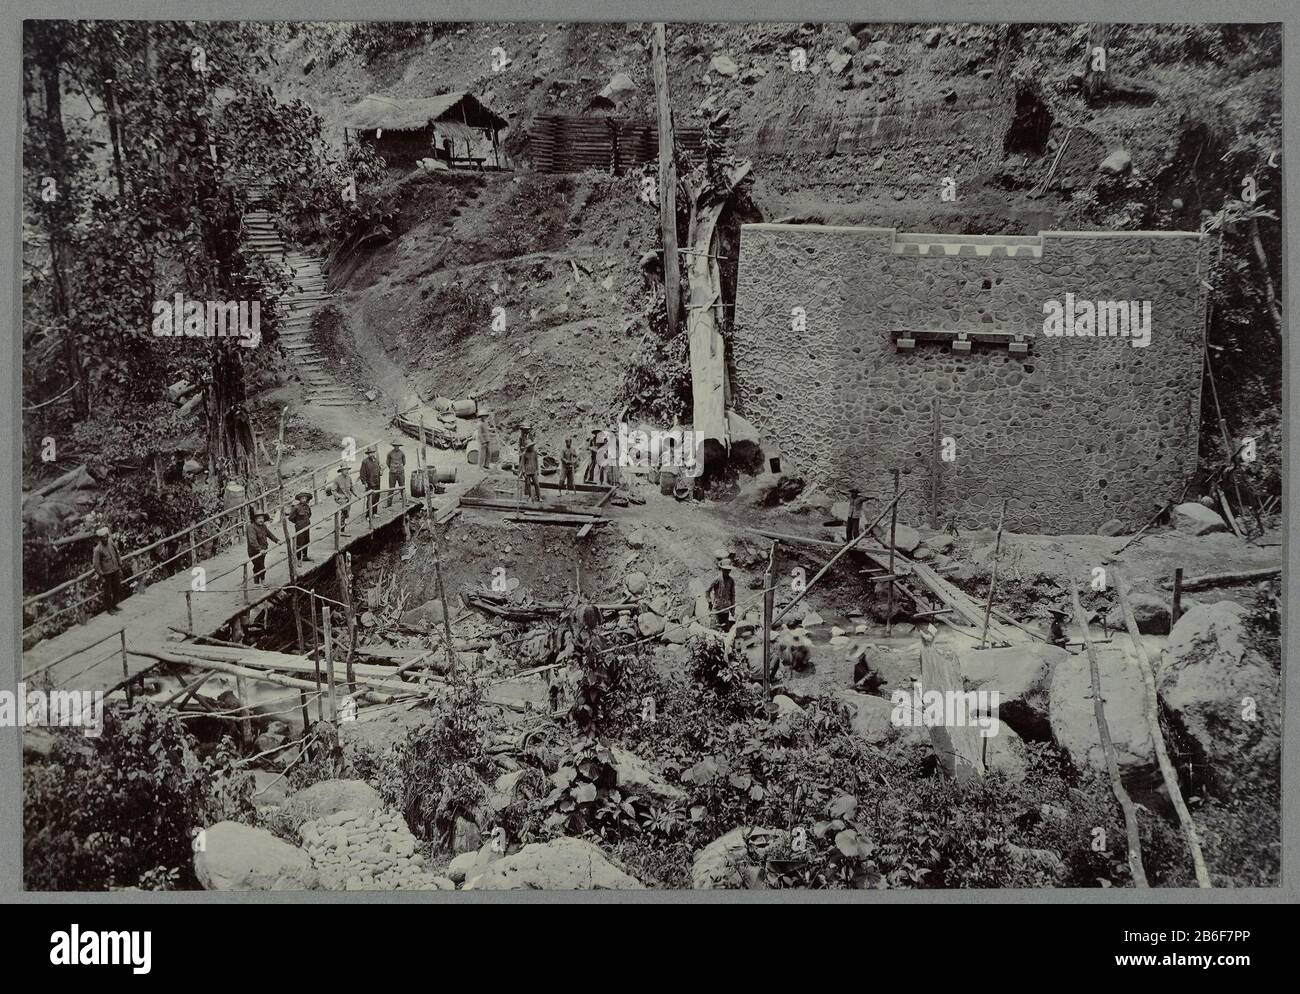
[
  {"left": 919, "top": 633, "right": 984, "bottom": 782},
  {"left": 1071, "top": 581, "right": 1148, "bottom": 887}
]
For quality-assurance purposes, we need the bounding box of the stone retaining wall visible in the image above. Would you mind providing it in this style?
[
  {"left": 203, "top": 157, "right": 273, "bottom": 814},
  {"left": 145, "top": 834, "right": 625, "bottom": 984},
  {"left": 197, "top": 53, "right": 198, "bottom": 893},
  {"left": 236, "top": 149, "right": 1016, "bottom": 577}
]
[{"left": 731, "top": 223, "right": 1207, "bottom": 532}]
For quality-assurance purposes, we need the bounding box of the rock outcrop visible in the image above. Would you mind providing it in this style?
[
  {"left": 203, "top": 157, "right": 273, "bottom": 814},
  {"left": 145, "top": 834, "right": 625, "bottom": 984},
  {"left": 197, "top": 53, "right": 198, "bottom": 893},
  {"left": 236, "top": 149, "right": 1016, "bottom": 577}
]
[
  {"left": 299, "top": 807, "right": 448, "bottom": 890},
  {"left": 1157, "top": 602, "right": 1280, "bottom": 792},
  {"left": 464, "top": 837, "right": 643, "bottom": 890},
  {"left": 195, "top": 821, "right": 319, "bottom": 891}
]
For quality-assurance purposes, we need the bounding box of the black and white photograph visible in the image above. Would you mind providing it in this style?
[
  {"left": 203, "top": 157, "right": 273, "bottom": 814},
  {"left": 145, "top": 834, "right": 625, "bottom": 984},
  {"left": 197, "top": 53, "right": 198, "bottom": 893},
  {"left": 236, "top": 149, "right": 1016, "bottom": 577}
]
[{"left": 7, "top": 10, "right": 1292, "bottom": 918}]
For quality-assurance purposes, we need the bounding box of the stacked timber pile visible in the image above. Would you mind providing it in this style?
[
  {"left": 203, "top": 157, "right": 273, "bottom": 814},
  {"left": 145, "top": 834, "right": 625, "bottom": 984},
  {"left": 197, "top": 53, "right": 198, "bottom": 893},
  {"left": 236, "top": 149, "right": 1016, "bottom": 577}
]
[
  {"left": 299, "top": 808, "right": 452, "bottom": 891},
  {"left": 527, "top": 115, "right": 717, "bottom": 174}
]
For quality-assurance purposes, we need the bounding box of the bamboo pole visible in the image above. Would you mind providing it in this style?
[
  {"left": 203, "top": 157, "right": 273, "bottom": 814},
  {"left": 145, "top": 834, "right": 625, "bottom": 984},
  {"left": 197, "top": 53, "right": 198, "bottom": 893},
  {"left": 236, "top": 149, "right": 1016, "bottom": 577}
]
[
  {"left": 930, "top": 400, "right": 941, "bottom": 530},
  {"left": 651, "top": 22, "right": 681, "bottom": 339},
  {"left": 322, "top": 599, "right": 337, "bottom": 721},
  {"left": 1171, "top": 568, "right": 1183, "bottom": 627},
  {"left": 979, "top": 498, "right": 1009, "bottom": 649},
  {"left": 773, "top": 491, "right": 905, "bottom": 626},
  {"left": 1070, "top": 581, "right": 1148, "bottom": 887},
  {"left": 887, "top": 469, "right": 898, "bottom": 636},
  {"left": 337, "top": 550, "right": 357, "bottom": 695},
  {"left": 762, "top": 542, "right": 775, "bottom": 696},
  {"left": 1114, "top": 571, "right": 1211, "bottom": 887}
]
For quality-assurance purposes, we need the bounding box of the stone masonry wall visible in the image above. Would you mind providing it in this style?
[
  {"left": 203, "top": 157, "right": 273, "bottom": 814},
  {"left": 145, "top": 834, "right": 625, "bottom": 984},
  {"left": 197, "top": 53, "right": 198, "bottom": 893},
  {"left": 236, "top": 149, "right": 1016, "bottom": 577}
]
[{"left": 731, "top": 224, "right": 1207, "bottom": 533}]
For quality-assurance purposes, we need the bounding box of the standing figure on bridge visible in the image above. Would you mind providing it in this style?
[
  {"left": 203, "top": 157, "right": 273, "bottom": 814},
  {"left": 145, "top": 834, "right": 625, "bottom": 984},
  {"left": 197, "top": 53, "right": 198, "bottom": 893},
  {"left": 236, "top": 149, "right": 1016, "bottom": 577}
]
[
  {"left": 520, "top": 439, "right": 541, "bottom": 502},
  {"left": 92, "top": 526, "right": 124, "bottom": 614},
  {"left": 289, "top": 492, "right": 314, "bottom": 563},
  {"left": 332, "top": 465, "right": 356, "bottom": 534},
  {"left": 360, "top": 445, "right": 382, "bottom": 516},
  {"left": 385, "top": 441, "right": 406, "bottom": 507},
  {"left": 245, "top": 510, "right": 278, "bottom": 585},
  {"left": 584, "top": 429, "right": 603, "bottom": 484},
  {"left": 559, "top": 436, "right": 578, "bottom": 493},
  {"left": 707, "top": 555, "right": 737, "bottom": 631}
]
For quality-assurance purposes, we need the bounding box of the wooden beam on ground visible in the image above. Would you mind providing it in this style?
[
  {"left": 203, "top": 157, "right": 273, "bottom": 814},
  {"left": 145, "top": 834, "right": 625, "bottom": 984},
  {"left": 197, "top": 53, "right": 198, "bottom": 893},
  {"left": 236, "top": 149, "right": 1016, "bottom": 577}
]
[
  {"left": 1160, "top": 566, "right": 1279, "bottom": 592},
  {"left": 1114, "top": 572, "right": 1211, "bottom": 888},
  {"left": 919, "top": 630, "right": 984, "bottom": 782},
  {"left": 1070, "top": 581, "right": 1148, "bottom": 888}
]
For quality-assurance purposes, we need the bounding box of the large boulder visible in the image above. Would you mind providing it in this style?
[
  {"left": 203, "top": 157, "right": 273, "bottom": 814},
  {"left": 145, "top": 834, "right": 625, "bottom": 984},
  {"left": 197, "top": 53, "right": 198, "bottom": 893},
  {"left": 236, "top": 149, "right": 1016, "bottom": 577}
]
[
  {"left": 281, "top": 779, "right": 382, "bottom": 830},
  {"left": 400, "top": 598, "right": 445, "bottom": 628},
  {"left": 830, "top": 690, "right": 929, "bottom": 751},
  {"left": 611, "top": 746, "right": 687, "bottom": 803},
  {"left": 692, "top": 826, "right": 788, "bottom": 889},
  {"left": 1172, "top": 502, "right": 1227, "bottom": 536},
  {"left": 194, "top": 821, "right": 319, "bottom": 891},
  {"left": 1158, "top": 602, "right": 1280, "bottom": 792},
  {"left": 957, "top": 643, "right": 1069, "bottom": 740},
  {"left": 464, "top": 837, "right": 643, "bottom": 890},
  {"left": 1127, "top": 591, "right": 1172, "bottom": 635},
  {"left": 1098, "top": 149, "right": 1132, "bottom": 175},
  {"left": 1048, "top": 647, "right": 1157, "bottom": 788},
  {"left": 983, "top": 722, "right": 1029, "bottom": 780},
  {"left": 448, "top": 842, "right": 502, "bottom": 885}
]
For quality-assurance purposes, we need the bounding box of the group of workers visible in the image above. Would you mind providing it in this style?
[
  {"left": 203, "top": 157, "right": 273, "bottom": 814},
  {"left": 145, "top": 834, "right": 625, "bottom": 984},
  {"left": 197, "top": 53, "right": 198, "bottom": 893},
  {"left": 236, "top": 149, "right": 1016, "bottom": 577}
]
[{"left": 514, "top": 425, "right": 621, "bottom": 502}]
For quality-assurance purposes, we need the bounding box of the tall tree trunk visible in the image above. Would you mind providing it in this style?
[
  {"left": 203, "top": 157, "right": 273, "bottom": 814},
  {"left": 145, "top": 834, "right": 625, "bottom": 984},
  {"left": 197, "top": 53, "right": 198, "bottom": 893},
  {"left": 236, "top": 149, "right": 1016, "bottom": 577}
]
[{"left": 36, "top": 25, "right": 89, "bottom": 418}]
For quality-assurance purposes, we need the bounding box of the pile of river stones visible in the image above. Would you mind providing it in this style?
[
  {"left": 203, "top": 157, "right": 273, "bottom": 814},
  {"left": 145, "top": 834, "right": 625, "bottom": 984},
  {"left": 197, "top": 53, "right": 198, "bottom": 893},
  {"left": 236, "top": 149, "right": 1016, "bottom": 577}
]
[{"left": 299, "top": 808, "right": 453, "bottom": 891}]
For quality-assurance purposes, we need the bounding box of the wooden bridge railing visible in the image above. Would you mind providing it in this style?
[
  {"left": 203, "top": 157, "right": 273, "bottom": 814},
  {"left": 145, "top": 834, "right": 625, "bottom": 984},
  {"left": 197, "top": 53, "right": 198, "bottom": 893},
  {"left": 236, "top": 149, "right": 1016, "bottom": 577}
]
[{"left": 23, "top": 406, "right": 425, "bottom": 637}]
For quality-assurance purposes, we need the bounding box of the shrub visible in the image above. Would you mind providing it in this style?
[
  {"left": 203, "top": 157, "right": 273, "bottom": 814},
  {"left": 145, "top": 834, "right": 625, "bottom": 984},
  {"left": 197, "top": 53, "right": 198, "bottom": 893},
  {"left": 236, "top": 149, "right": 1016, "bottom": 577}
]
[{"left": 24, "top": 701, "right": 254, "bottom": 891}]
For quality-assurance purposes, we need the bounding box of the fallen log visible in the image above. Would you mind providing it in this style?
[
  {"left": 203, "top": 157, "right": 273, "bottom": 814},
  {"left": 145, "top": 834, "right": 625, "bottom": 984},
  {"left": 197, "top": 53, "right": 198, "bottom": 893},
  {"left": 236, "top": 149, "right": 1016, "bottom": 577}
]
[
  {"left": 128, "top": 647, "right": 413, "bottom": 704},
  {"left": 1070, "top": 582, "right": 1148, "bottom": 888},
  {"left": 1158, "top": 566, "right": 1280, "bottom": 592},
  {"left": 1115, "top": 572, "right": 1211, "bottom": 888}
]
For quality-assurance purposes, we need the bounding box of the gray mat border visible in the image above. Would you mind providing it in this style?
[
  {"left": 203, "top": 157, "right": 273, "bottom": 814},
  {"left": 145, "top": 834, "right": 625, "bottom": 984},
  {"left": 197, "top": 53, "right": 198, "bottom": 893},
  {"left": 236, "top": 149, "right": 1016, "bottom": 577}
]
[{"left": 1, "top": 0, "right": 1294, "bottom": 905}]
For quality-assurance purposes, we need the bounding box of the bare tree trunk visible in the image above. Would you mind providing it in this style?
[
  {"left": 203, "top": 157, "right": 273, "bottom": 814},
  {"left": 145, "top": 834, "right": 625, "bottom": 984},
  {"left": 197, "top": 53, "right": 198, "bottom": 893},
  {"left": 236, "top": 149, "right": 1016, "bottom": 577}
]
[{"left": 35, "top": 25, "right": 89, "bottom": 418}]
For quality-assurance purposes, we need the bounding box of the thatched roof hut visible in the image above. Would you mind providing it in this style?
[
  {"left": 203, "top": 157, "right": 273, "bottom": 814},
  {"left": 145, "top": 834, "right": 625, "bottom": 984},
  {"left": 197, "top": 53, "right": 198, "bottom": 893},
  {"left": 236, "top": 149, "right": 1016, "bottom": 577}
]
[{"left": 343, "top": 93, "right": 509, "bottom": 167}]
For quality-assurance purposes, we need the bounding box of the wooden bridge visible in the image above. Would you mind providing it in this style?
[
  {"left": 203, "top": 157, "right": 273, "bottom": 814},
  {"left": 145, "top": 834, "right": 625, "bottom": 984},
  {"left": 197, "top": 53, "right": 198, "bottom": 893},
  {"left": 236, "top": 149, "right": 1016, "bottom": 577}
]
[{"left": 23, "top": 443, "right": 482, "bottom": 699}]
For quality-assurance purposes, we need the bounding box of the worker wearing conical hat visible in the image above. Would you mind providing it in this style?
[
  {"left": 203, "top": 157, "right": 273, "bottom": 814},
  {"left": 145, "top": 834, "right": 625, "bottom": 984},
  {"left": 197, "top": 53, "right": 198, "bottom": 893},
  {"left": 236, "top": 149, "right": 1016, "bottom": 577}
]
[
  {"left": 92, "top": 526, "right": 125, "bottom": 614},
  {"left": 707, "top": 554, "right": 737, "bottom": 631},
  {"left": 385, "top": 441, "right": 406, "bottom": 508},
  {"left": 360, "top": 445, "right": 382, "bottom": 516}
]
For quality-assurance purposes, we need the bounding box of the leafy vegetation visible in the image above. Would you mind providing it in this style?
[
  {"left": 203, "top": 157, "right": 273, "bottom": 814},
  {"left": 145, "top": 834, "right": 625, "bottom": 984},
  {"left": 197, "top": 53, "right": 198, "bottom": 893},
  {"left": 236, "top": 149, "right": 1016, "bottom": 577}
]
[{"left": 24, "top": 701, "right": 254, "bottom": 891}]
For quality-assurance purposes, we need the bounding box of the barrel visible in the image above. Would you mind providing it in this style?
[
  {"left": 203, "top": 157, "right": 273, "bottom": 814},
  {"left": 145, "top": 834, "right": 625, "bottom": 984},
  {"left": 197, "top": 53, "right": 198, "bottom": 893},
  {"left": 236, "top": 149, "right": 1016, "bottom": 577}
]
[
  {"left": 434, "top": 467, "right": 457, "bottom": 484},
  {"left": 410, "top": 469, "right": 427, "bottom": 498},
  {"left": 451, "top": 398, "right": 479, "bottom": 418},
  {"left": 659, "top": 469, "right": 677, "bottom": 495},
  {"left": 224, "top": 482, "right": 246, "bottom": 511},
  {"left": 466, "top": 437, "right": 481, "bottom": 465}
]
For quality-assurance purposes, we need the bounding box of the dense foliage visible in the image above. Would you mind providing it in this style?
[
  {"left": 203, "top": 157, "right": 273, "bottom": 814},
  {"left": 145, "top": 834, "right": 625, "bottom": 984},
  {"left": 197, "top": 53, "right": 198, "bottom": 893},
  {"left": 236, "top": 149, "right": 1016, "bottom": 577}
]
[{"left": 24, "top": 701, "right": 254, "bottom": 891}]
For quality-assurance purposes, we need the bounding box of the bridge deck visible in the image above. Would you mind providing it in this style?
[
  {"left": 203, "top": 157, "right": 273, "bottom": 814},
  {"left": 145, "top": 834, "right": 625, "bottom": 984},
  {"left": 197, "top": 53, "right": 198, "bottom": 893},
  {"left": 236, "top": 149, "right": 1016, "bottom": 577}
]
[{"left": 23, "top": 471, "right": 481, "bottom": 696}]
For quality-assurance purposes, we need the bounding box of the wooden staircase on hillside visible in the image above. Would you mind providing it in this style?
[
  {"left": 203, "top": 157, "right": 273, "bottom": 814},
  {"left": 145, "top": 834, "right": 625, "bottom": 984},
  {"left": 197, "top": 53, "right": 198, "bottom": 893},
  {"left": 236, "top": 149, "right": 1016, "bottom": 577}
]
[{"left": 243, "top": 208, "right": 356, "bottom": 408}]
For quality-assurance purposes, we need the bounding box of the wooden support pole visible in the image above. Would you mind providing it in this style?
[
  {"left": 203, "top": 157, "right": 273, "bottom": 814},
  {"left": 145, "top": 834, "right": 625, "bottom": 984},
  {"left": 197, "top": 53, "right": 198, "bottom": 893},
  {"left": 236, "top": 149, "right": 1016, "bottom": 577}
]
[
  {"left": 651, "top": 22, "right": 681, "bottom": 339},
  {"left": 762, "top": 542, "right": 775, "bottom": 695},
  {"left": 299, "top": 689, "right": 312, "bottom": 758},
  {"left": 235, "top": 674, "right": 251, "bottom": 748},
  {"left": 241, "top": 561, "right": 249, "bottom": 604},
  {"left": 337, "top": 550, "right": 357, "bottom": 695},
  {"left": 291, "top": 590, "right": 306, "bottom": 654},
  {"left": 185, "top": 590, "right": 194, "bottom": 634},
  {"left": 887, "top": 469, "right": 899, "bottom": 636},
  {"left": 120, "top": 629, "right": 131, "bottom": 705},
  {"left": 930, "top": 399, "right": 941, "bottom": 530},
  {"left": 334, "top": 510, "right": 341, "bottom": 552},
  {"left": 774, "top": 491, "right": 905, "bottom": 627},
  {"left": 1114, "top": 571, "right": 1211, "bottom": 888},
  {"left": 1171, "top": 568, "right": 1183, "bottom": 627},
  {"left": 276, "top": 408, "right": 298, "bottom": 585},
  {"left": 322, "top": 599, "right": 337, "bottom": 722},
  {"left": 429, "top": 512, "right": 459, "bottom": 680},
  {"left": 979, "top": 498, "right": 1009, "bottom": 649},
  {"left": 1070, "top": 580, "right": 1148, "bottom": 888}
]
